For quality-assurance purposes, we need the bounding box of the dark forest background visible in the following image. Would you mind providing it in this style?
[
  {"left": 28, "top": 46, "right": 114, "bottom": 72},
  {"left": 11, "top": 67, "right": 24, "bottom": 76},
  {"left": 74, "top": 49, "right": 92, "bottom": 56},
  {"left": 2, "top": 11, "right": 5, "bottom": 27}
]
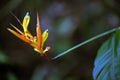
[{"left": 0, "top": 0, "right": 120, "bottom": 80}]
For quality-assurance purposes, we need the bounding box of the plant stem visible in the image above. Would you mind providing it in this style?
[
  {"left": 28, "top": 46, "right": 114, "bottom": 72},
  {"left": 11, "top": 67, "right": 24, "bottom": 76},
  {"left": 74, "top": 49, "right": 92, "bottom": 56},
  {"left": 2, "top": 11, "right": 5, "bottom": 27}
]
[{"left": 52, "top": 27, "right": 120, "bottom": 60}]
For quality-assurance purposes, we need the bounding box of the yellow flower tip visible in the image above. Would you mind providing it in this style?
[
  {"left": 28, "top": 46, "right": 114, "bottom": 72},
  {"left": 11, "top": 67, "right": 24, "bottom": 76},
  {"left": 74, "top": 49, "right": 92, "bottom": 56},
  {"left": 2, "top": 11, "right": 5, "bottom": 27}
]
[
  {"left": 34, "top": 48, "right": 39, "bottom": 53},
  {"left": 25, "top": 12, "right": 29, "bottom": 18},
  {"left": 46, "top": 29, "right": 48, "bottom": 32},
  {"left": 43, "top": 46, "right": 51, "bottom": 53},
  {"left": 7, "top": 28, "right": 12, "bottom": 33},
  {"left": 44, "top": 29, "right": 48, "bottom": 35},
  {"left": 22, "top": 12, "right": 30, "bottom": 33},
  {"left": 7, "top": 28, "right": 14, "bottom": 33},
  {"left": 7, "top": 28, "right": 15, "bottom": 34},
  {"left": 7, "top": 28, "right": 10, "bottom": 30},
  {"left": 46, "top": 46, "right": 51, "bottom": 51}
]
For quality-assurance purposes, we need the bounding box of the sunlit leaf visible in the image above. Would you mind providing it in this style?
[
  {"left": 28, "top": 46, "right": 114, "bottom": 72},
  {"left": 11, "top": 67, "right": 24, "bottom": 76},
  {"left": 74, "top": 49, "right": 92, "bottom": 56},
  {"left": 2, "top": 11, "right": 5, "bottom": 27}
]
[{"left": 93, "top": 30, "right": 120, "bottom": 80}]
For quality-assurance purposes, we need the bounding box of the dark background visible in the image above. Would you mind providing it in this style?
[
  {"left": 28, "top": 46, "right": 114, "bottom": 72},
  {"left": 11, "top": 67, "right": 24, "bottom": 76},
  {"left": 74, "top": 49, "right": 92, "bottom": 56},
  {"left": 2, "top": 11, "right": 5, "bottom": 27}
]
[{"left": 0, "top": 0, "right": 120, "bottom": 80}]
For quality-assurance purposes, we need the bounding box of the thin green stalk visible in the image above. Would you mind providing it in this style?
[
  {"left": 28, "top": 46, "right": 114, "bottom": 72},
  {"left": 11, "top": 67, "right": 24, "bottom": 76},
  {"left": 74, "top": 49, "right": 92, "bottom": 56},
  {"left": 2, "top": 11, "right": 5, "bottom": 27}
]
[{"left": 52, "top": 27, "right": 120, "bottom": 60}]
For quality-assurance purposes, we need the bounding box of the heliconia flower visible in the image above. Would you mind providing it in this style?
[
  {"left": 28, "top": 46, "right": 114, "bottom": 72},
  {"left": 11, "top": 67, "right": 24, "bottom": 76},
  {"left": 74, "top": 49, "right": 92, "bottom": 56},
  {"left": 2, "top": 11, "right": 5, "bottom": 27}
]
[{"left": 7, "top": 12, "right": 51, "bottom": 60}]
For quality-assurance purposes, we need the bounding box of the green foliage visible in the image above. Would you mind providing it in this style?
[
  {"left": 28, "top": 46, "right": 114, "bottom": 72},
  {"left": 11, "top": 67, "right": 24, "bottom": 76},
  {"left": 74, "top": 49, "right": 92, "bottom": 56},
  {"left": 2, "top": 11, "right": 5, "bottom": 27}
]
[
  {"left": 0, "top": 51, "right": 17, "bottom": 80},
  {"left": 0, "top": 51, "right": 8, "bottom": 63},
  {"left": 93, "top": 30, "right": 120, "bottom": 80},
  {"left": 7, "top": 72, "right": 17, "bottom": 80},
  {"left": 31, "top": 66, "right": 60, "bottom": 80}
]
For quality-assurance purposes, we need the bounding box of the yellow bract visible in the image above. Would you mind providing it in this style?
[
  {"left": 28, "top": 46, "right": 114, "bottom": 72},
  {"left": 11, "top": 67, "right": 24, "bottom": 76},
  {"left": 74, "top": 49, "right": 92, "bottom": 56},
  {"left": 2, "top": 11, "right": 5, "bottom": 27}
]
[
  {"left": 42, "top": 29, "right": 48, "bottom": 48},
  {"left": 22, "top": 12, "right": 30, "bottom": 31}
]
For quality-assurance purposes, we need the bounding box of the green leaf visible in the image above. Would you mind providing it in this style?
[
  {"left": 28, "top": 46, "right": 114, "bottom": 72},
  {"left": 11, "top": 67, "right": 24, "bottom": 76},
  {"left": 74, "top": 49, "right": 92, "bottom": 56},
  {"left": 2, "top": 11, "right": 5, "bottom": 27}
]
[{"left": 93, "top": 30, "right": 120, "bottom": 80}]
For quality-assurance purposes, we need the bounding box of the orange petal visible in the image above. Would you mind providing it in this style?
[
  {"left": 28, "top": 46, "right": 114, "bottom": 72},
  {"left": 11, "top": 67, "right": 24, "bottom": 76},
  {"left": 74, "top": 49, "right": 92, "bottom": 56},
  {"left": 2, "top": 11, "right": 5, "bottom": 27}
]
[
  {"left": 7, "top": 28, "right": 30, "bottom": 43},
  {"left": 7, "top": 28, "right": 36, "bottom": 48},
  {"left": 10, "top": 24, "right": 24, "bottom": 35},
  {"left": 36, "top": 13, "right": 42, "bottom": 50}
]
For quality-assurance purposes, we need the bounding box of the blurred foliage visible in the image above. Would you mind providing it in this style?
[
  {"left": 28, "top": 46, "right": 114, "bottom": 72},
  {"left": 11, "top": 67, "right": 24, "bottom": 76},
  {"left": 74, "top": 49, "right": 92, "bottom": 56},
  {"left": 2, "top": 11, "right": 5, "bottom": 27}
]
[
  {"left": 0, "top": 51, "right": 17, "bottom": 80},
  {"left": 0, "top": 0, "right": 22, "bottom": 20},
  {"left": 93, "top": 30, "right": 120, "bottom": 80},
  {"left": 0, "top": 0, "right": 120, "bottom": 80},
  {"left": 0, "top": 51, "right": 8, "bottom": 63}
]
